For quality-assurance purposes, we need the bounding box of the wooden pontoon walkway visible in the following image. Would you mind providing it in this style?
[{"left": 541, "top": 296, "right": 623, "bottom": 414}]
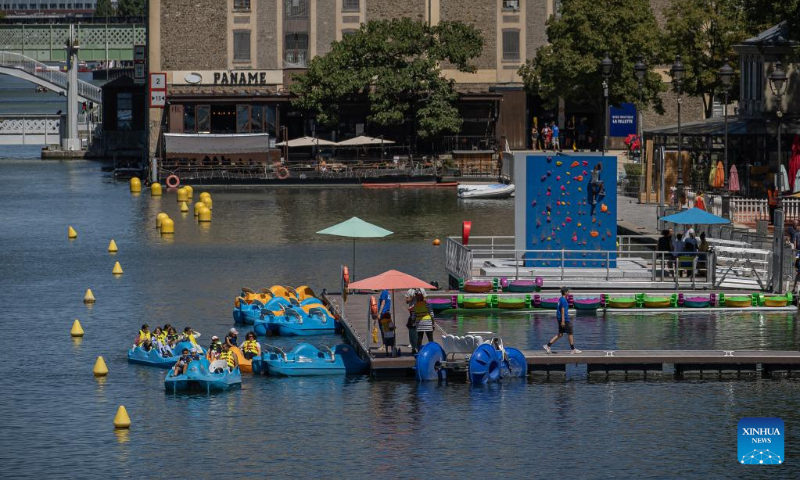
[{"left": 326, "top": 294, "right": 800, "bottom": 378}]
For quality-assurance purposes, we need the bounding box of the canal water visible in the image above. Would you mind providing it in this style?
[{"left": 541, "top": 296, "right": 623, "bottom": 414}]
[{"left": 1, "top": 157, "right": 799, "bottom": 478}]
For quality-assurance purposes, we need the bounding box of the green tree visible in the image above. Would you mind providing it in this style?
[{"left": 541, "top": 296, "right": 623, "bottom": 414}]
[
  {"left": 94, "top": 0, "right": 114, "bottom": 17},
  {"left": 661, "top": 0, "right": 748, "bottom": 118},
  {"left": 743, "top": 0, "right": 800, "bottom": 41},
  {"left": 518, "top": 0, "right": 665, "bottom": 116},
  {"left": 290, "top": 18, "right": 483, "bottom": 138},
  {"left": 116, "top": 0, "right": 145, "bottom": 17}
]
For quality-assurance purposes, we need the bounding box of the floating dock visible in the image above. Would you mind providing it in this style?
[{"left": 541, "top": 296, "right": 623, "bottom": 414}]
[{"left": 326, "top": 293, "right": 800, "bottom": 378}]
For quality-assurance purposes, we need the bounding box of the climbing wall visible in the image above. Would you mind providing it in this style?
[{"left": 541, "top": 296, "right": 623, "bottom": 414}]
[{"left": 523, "top": 154, "right": 617, "bottom": 268}]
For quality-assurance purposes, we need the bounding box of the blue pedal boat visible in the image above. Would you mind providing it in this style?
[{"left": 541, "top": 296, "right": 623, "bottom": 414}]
[
  {"left": 271, "top": 306, "right": 336, "bottom": 336},
  {"left": 127, "top": 341, "right": 200, "bottom": 368},
  {"left": 237, "top": 296, "right": 292, "bottom": 325},
  {"left": 263, "top": 343, "right": 368, "bottom": 376},
  {"left": 164, "top": 358, "right": 241, "bottom": 394}
]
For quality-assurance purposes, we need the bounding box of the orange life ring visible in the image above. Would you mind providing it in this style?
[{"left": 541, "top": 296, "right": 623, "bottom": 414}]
[
  {"left": 276, "top": 167, "right": 290, "bottom": 180},
  {"left": 369, "top": 295, "right": 378, "bottom": 317},
  {"left": 166, "top": 174, "right": 180, "bottom": 188}
]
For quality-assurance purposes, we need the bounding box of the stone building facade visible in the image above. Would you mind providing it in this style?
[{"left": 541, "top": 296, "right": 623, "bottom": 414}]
[{"left": 147, "top": 0, "right": 701, "bottom": 156}]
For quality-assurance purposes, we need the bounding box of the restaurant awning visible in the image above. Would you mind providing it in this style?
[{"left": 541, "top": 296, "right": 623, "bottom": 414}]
[
  {"left": 164, "top": 133, "right": 270, "bottom": 154},
  {"left": 644, "top": 116, "right": 800, "bottom": 137}
]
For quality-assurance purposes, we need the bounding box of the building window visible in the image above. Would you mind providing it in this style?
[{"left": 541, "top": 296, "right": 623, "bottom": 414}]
[
  {"left": 236, "top": 105, "right": 251, "bottom": 133},
  {"left": 284, "top": 33, "right": 308, "bottom": 68},
  {"left": 196, "top": 105, "right": 211, "bottom": 133},
  {"left": 233, "top": 30, "right": 251, "bottom": 62},
  {"left": 502, "top": 0, "right": 519, "bottom": 10},
  {"left": 502, "top": 29, "right": 520, "bottom": 61},
  {"left": 117, "top": 92, "right": 132, "bottom": 131},
  {"left": 284, "top": 0, "right": 308, "bottom": 18},
  {"left": 342, "top": 0, "right": 358, "bottom": 11},
  {"left": 342, "top": 29, "right": 357, "bottom": 38},
  {"left": 233, "top": 0, "right": 250, "bottom": 10},
  {"left": 183, "top": 106, "right": 196, "bottom": 133}
]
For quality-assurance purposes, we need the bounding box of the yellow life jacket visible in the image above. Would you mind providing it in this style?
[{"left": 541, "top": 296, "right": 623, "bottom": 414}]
[
  {"left": 412, "top": 301, "right": 431, "bottom": 321},
  {"left": 220, "top": 351, "right": 235, "bottom": 368},
  {"left": 156, "top": 332, "right": 167, "bottom": 344},
  {"left": 185, "top": 333, "right": 198, "bottom": 347},
  {"left": 138, "top": 330, "right": 150, "bottom": 345},
  {"left": 242, "top": 340, "right": 259, "bottom": 354}
]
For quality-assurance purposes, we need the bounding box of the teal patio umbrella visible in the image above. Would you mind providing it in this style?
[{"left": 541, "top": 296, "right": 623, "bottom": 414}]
[{"left": 317, "top": 217, "right": 393, "bottom": 280}]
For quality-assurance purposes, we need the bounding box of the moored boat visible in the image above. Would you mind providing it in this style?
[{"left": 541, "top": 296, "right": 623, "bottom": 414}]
[
  {"left": 643, "top": 296, "right": 671, "bottom": 308},
  {"left": 574, "top": 297, "right": 602, "bottom": 311},
  {"left": 505, "top": 279, "right": 539, "bottom": 293},
  {"left": 684, "top": 296, "right": 710, "bottom": 308},
  {"left": 428, "top": 297, "right": 453, "bottom": 312},
  {"left": 607, "top": 297, "right": 636, "bottom": 309},
  {"left": 271, "top": 306, "right": 337, "bottom": 336},
  {"left": 498, "top": 297, "right": 526, "bottom": 309},
  {"left": 164, "top": 358, "right": 241, "bottom": 393},
  {"left": 463, "top": 280, "right": 493, "bottom": 293},
  {"left": 263, "top": 343, "right": 368, "bottom": 376},
  {"left": 539, "top": 297, "right": 559, "bottom": 309},
  {"left": 457, "top": 183, "right": 515, "bottom": 199},
  {"left": 764, "top": 296, "right": 789, "bottom": 307},
  {"left": 462, "top": 297, "right": 488, "bottom": 309},
  {"left": 724, "top": 296, "right": 752, "bottom": 308}
]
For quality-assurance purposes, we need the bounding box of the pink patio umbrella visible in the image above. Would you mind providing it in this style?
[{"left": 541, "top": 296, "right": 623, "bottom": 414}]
[
  {"left": 729, "top": 165, "right": 740, "bottom": 192},
  {"left": 348, "top": 270, "right": 436, "bottom": 357}
]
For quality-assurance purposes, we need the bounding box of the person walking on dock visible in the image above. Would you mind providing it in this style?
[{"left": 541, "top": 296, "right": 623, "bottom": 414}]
[{"left": 543, "top": 287, "right": 581, "bottom": 354}]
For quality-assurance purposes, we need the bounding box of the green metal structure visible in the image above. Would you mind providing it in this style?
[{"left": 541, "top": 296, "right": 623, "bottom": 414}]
[{"left": 0, "top": 23, "right": 146, "bottom": 62}]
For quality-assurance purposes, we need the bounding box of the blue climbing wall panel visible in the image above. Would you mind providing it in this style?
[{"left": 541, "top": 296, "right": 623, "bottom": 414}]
[{"left": 524, "top": 154, "right": 617, "bottom": 268}]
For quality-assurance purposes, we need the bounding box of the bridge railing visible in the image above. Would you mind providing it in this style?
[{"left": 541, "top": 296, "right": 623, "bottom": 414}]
[{"left": 0, "top": 51, "right": 101, "bottom": 103}]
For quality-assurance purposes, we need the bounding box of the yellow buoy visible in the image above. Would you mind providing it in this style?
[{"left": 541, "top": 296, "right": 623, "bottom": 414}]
[
  {"left": 161, "top": 217, "right": 175, "bottom": 234},
  {"left": 177, "top": 187, "right": 188, "bottom": 203},
  {"left": 194, "top": 201, "right": 204, "bottom": 216},
  {"left": 179, "top": 201, "right": 189, "bottom": 213},
  {"left": 151, "top": 183, "right": 163, "bottom": 197},
  {"left": 112, "top": 261, "right": 123, "bottom": 275},
  {"left": 93, "top": 356, "right": 109, "bottom": 377},
  {"left": 113, "top": 406, "right": 131, "bottom": 429},
  {"left": 202, "top": 196, "right": 213, "bottom": 210},
  {"left": 70, "top": 319, "right": 84, "bottom": 337},
  {"left": 83, "top": 288, "right": 96, "bottom": 303},
  {"left": 199, "top": 192, "right": 211, "bottom": 200},
  {"left": 108, "top": 239, "right": 118, "bottom": 253},
  {"left": 156, "top": 212, "right": 168, "bottom": 229},
  {"left": 433, "top": 238, "right": 441, "bottom": 246},
  {"left": 198, "top": 207, "right": 212, "bottom": 223},
  {"left": 184, "top": 185, "right": 194, "bottom": 198},
  {"left": 130, "top": 177, "right": 142, "bottom": 193},
  {"left": 68, "top": 226, "right": 78, "bottom": 239}
]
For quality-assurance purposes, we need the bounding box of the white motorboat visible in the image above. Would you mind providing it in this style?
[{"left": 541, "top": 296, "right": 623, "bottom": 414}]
[{"left": 457, "top": 183, "right": 515, "bottom": 199}]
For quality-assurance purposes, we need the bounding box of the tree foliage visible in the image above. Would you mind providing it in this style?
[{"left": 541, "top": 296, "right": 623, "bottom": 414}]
[
  {"left": 94, "top": 0, "right": 114, "bottom": 17},
  {"left": 116, "top": 0, "right": 145, "bottom": 17},
  {"left": 661, "top": 0, "right": 749, "bottom": 117},
  {"left": 743, "top": 0, "right": 800, "bottom": 41},
  {"left": 290, "top": 18, "right": 483, "bottom": 138},
  {"left": 518, "top": 0, "right": 665, "bottom": 114}
]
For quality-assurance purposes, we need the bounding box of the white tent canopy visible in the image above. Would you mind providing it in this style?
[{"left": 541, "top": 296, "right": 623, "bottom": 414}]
[
  {"left": 275, "top": 136, "right": 337, "bottom": 147},
  {"left": 335, "top": 136, "right": 396, "bottom": 147}
]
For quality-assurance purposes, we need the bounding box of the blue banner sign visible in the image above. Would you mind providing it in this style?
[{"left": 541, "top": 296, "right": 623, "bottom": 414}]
[{"left": 609, "top": 102, "right": 637, "bottom": 137}]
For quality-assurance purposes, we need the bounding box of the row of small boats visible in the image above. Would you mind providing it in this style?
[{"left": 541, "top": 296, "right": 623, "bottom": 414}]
[
  {"left": 233, "top": 285, "right": 339, "bottom": 336},
  {"left": 427, "top": 292, "right": 793, "bottom": 312},
  {"left": 459, "top": 278, "right": 543, "bottom": 293}
]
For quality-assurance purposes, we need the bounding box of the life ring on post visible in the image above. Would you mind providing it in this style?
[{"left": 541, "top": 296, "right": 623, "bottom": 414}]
[
  {"left": 166, "top": 174, "right": 180, "bottom": 188},
  {"left": 369, "top": 295, "right": 378, "bottom": 318},
  {"left": 276, "top": 167, "right": 290, "bottom": 180}
]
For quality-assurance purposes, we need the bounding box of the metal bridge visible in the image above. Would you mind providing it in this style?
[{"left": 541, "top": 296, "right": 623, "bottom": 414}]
[
  {"left": 0, "top": 114, "right": 97, "bottom": 146},
  {"left": 0, "top": 22, "right": 145, "bottom": 62},
  {"left": 0, "top": 51, "right": 102, "bottom": 103}
]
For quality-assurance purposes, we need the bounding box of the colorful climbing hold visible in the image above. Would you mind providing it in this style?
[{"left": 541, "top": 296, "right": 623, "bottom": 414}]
[
  {"left": 560, "top": 185, "right": 566, "bottom": 191},
  {"left": 582, "top": 160, "right": 589, "bottom": 166},
  {"left": 556, "top": 175, "right": 561, "bottom": 181},
  {"left": 574, "top": 176, "right": 584, "bottom": 182},
  {"left": 577, "top": 222, "right": 582, "bottom": 227},
  {"left": 578, "top": 187, "right": 583, "bottom": 192},
  {"left": 571, "top": 234, "right": 578, "bottom": 242},
  {"left": 583, "top": 170, "right": 588, "bottom": 175},
  {"left": 565, "top": 217, "right": 572, "bottom": 223},
  {"left": 541, "top": 175, "right": 547, "bottom": 181},
  {"left": 571, "top": 161, "right": 580, "bottom": 167},
  {"left": 590, "top": 230, "right": 599, "bottom": 238}
]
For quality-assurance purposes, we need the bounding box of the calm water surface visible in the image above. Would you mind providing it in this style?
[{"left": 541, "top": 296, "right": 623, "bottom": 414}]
[{"left": 1, "top": 157, "right": 799, "bottom": 478}]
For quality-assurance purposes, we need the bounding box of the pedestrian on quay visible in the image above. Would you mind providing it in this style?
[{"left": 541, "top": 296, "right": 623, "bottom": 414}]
[
  {"left": 543, "top": 287, "right": 581, "bottom": 354},
  {"left": 405, "top": 288, "right": 419, "bottom": 354},
  {"left": 410, "top": 289, "right": 435, "bottom": 349},
  {"left": 531, "top": 124, "right": 539, "bottom": 151},
  {"left": 552, "top": 123, "right": 561, "bottom": 151},
  {"left": 657, "top": 229, "right": 674, "bottom": 277}
]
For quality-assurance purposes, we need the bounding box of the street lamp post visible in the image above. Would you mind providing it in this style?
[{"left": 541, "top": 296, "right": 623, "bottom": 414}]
[
  {"left": 600, "top": 53, "right": 614, "bottom": 155},
  {"left": 670, "top": 55, "right": 685, "bottom": 208},
  {"left": 719, "top": 59, "right": 734, "bottom": 216},
  {"left": 634, "top": 55, "right": 646, "bottom": 184},
  {"left": 769, "top": 60, "right": 788, "bottom": 293}
]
